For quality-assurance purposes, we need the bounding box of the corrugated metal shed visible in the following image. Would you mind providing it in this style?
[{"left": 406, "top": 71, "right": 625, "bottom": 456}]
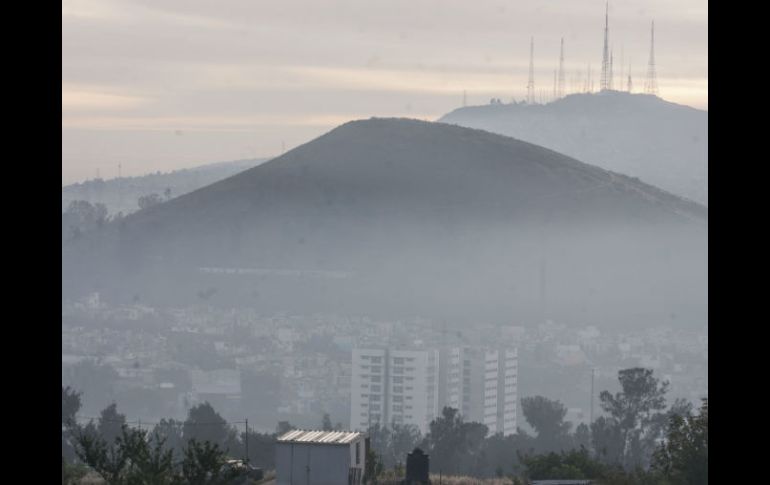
[{"left": 277, "top": 429, "right": 364, "bottom": 445}]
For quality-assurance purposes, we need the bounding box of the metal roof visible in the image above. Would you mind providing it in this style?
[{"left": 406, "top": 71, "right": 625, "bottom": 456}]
[{"left": 276, "top": 429, "right": 365, "bottom": 445}]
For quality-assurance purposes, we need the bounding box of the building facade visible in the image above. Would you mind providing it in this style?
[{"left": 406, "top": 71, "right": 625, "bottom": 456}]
[
  {"left": 350, "top": 348, "right": 439, "bottom": 434},
  {"left": 482, "top": 348, "right": 518, "bottom": 435},
  {"left": 351, "top": 346, "right": 517, "bottom": 436}
]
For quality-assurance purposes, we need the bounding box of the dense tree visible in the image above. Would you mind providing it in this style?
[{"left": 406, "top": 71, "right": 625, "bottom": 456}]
[
  {"left": 573, "top": 422, "right": 591, "bottom": 451},
  {"left": 364, "top": 445, "right": 384, "bottom": 484},
  {"left": 97, "top": 403, "right": 127, "bottom": 446},
  {"left": 62, "top": 456, "right": 87, "bottom": 485},
  {"left": 366, "top": 422, "right": 423, "bottom": 470},
  {"left": 520, "top": 448, "right": 606, "bottom": 481},
  {"left": 183, "top": 402, "right": 234, "bottom": 451},
  {"left": 62, "top": 387, "right": 82, "bottom": 462},
  {"left": 597, "top": 368, "right": 674, "bottom": 469},
  {"left": 138, "top": 193, "right": 163, "bottom": 210},
  {"left": 591, "top": 416, "right": 624, "bottom": 465},
  {"left": 423, "top": 407, "right": 488, "bottom": 476},
  {"left": 74, "top": 425, "right": 131, "bottom": 485},
  {"left": 389, "top": 423, "right": 422, "bottom": 468},
  {"left": 521, "top": 396, "right": 573, "bottom": 452},
  {"left": 152, "top": 418, "right": 185, "bottom": 462},
  {"left": 423, "top": 407, "right": 466, "bottom": 475},
  {"left": 239, "top": 429, "right": 277, "bottom": 470},
  {"left": 62, "top": 200, "right": 109, "bottom": 241},
  {"left": 62, "top": 386, "right": 81, "bottom": 427},
  {"left": 276, "top": 421, "right": 293, "bottom": 436},
  {"left": 652, "top": 398, "right": 708, "bottom": 485},
  {"left": 180, "top": 439, "right": 240, "bottom": 485}
]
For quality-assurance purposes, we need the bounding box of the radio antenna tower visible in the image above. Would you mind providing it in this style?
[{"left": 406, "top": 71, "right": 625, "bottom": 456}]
[
  {"left": 552, "top": 70, "right": 557, "bottom": 101},
  {"left": 600, "top": 2, "right": 610, "bottom": 90},
  {"left": 557, "top": 37, "right": 565, "bottom": 98},
  {"left": 527, "top": 36, "right": 535, "bottom": 104},
  {"left": 627, "top": 63, "right": 633, "bottom": 92},
  {"left": 618, "top": 43, "right": 625, "bottom": 91},
  {"left": 645, "top": 20, "right": 659, "bottom": 95},
  {"left": 609, "top": 48, "right": 614, "bottom": 90}
]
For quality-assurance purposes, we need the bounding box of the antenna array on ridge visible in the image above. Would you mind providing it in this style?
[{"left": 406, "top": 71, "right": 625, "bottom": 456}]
[
  {"left": 600, "top": 2, "right": 610, "bottom": 90},
  {"left": 644, "top": 20, "right": 659, "bottom": 95},
  {"left": 527, "top": 37, "right": 535, "bottom": 104},
  {"left": 557, "top": 38, "right": 565, "bottom": 98}
]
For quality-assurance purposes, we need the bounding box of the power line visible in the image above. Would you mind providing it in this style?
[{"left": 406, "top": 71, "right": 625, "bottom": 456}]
[{"left": 73, "top": 415, "right": 247, "bottom": 427}]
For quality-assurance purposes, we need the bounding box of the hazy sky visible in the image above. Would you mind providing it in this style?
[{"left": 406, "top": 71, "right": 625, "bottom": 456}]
[{"left": 62, "top": 0, "right": 707, "bottom": 185}]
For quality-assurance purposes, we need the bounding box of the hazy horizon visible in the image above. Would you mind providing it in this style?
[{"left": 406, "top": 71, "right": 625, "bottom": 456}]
[{"left": 62, "top": 0, "right": 707, "bottom": 185}]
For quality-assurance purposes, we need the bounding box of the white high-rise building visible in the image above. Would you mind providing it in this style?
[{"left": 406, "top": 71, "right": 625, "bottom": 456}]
[
  {"left": 351, "top": 346, "right": 517, "bottom": 436},
  {"left": 350, "top": 348, "right": 439, "bottom": 435},
  {"left": 436, "top": 346, "right": 518, "bottom": 435},
  {"left": 482, "top": 348, "right": 518, "bottom": 435}
]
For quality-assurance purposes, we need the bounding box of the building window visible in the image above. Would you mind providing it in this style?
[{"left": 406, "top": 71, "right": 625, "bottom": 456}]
[
  {"left": 393, "top": 376, "right": 403, "bottom": 384},
  {"left": 371, "top": 357, "right": 382, "bottom": 363},
  {"left": 371, "top": 385, "right": 381, "bottom": 392},
  {"left": 393, "top": 386, "right": 403, "bottom": 393},
  {"left": 394, "top": 357, "right": 404, "bottom": 365}
]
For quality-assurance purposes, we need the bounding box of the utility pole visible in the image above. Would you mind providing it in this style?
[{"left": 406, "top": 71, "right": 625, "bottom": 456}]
[
  {"left": 245, "top": 418, "right": 249, "bottom": 463},
  {"left": 590, "top": 368, "right": 595, "bottom": 426}
]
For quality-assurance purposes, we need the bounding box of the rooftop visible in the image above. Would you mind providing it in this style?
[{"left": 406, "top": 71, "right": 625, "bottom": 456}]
[{"left": 277, "top": 429, "right": 364, "bottom": 445}]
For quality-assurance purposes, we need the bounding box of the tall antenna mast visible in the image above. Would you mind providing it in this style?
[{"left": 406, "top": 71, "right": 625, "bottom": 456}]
[
  {"left": 600, "top": 2, "right": 610, "bottom": 90},
  {"left": 627, "top": 63, "right": 633, "bottom": 92},
  {"left": 619, "top": 45, "right": 624, "bottom": 93},
  {"left": 645, "top": 20, "right": 659, "bottom": 95},
  {"left": 609, "top": 48, "right": 614, "bottom": 90},
  {"left": 587, "top": 63, "right": 592, "bottom": 92},
  {"left": 527, "top": 37, "right": 535, "bottom": 104},
  {"left": 558, "top": 37, "right": 565, "bottom": 98},
  {"left": 553, "top": 69, "right": 557, "bottom": 101}
]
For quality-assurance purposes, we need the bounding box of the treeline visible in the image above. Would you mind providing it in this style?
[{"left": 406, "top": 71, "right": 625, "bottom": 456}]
[
  {"left": 62, "top": 367, "right": 707, "bottom": 484},
  {"left": 367, "top": 368, "right": 706, "bottom": 484},
  {"left": 62, "top": 388, "right": 282, "bottom": 484}
]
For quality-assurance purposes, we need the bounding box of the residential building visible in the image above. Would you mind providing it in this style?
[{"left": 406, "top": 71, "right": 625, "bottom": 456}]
[
  {"left": 350, "top": 348, "right": 439, "bottom": 434},
  {"left": 482, "top": 348, "right": 518, "bottom": 435}
]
